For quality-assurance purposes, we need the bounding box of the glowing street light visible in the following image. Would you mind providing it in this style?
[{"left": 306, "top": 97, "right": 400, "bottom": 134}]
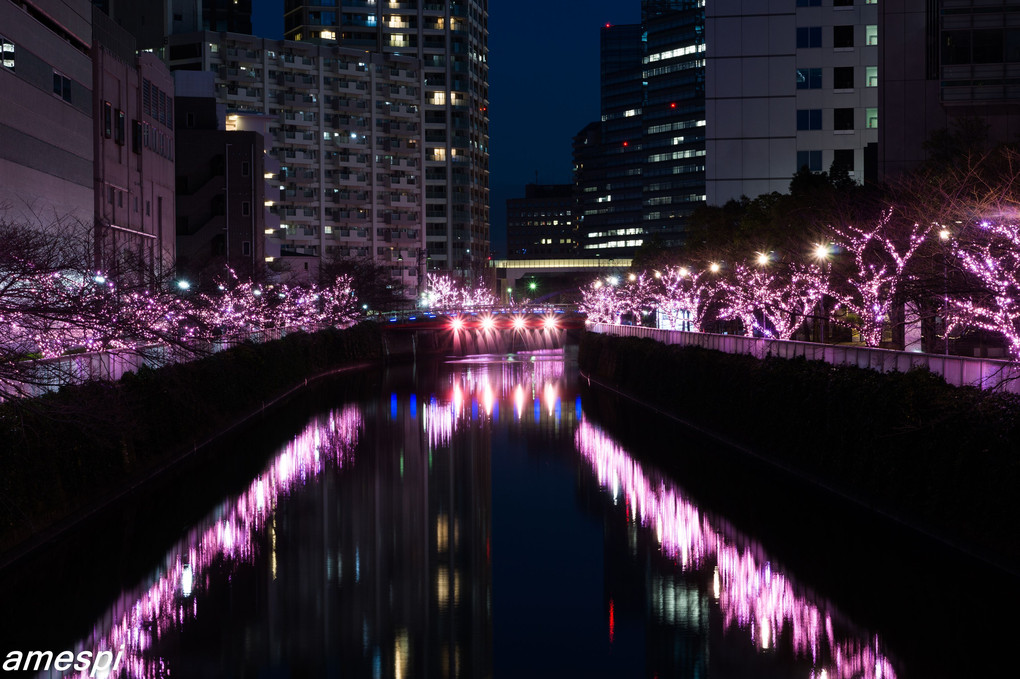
[
  {"left": 939, "top": 228, "right": 951, "bottom": 241},
  {"left": 813, "top": 243, "right": 831, "bottom": 261},
  {"left": 176, "top": 280, "right": 191, "bottom": 291},
  {"left": 709, "top": 262, "right": 720, "bottom": 274},
  {"left": 755, "top": 251, "right": 771, "bottom": 266},
  {"left": 480, "top": 314, "right": 495, "bottom": 331}
]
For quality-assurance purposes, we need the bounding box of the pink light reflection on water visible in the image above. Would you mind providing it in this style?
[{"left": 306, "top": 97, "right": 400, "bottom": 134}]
[
  {"left": 423, "top": 355, "right": 566, "bottom": 448},
  {"left": 45, "top": 407, "right": 363, "bottom": 679},
  {"left": 575, "top": 420, "right": 897, "bottom": 679}
]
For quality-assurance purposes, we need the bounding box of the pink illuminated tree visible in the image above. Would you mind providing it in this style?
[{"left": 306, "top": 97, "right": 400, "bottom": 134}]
[
  {"left": 579, "top": 279, "right": 625, "bottom": 324},
  {"left": 716, "top": 259, "right": 827, "bottom": 340},
  {"left": 652, "top": 265, "right": 719, "bottom": 332},
  {"left": 947, "top": 220, "right": 1020, "bottom": 359},
  {"left": 825, "top": 211, "right": 932, "bottom": 346},
  {"left": 619, "top": 273, "right": 656, "bottom": 324}
]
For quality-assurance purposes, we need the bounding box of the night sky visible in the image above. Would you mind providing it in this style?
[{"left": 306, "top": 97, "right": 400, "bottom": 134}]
[{"left": 252, "top": 0, "right": 640, "bottom": 257}]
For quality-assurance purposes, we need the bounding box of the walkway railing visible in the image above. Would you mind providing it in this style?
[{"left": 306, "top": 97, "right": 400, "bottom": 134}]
[
  {"left": 587, "top": 323, "right": 1020, "bottom": 394},
  {"left": 2, "top": 327, "right": 297, "bottom": 400}
]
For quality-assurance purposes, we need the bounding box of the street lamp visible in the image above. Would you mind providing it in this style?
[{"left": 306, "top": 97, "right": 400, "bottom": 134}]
[
  {"left": 939, "top": 227, "right": 950, "bottom": 356},
  {"left": 709, "top": 262, "right": 720, "bottom": 274},
  {"left": 812, "top": 244, "right": 831, "bottom": 343}
]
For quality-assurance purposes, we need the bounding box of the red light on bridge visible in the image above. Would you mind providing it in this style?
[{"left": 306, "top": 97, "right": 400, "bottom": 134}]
[
  {"left": 450, "top": 316, "right": 464, "bottom": 331},
  {"left": 543, "top": 316, "right": 558, "bottom": 330}
]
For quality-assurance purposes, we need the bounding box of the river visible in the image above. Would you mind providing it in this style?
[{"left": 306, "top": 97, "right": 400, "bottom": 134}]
[{"left": 0, "top": 347, "right": 1015, "bottom": 678}]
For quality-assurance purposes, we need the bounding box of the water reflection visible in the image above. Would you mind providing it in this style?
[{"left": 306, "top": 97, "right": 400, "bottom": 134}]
[
  {"left": 37, "top": 407, "right": 363, "bottom": 678},
  {"left": 33, "top": 350, "right": 903, "bottom": 678},
  {"left": 575, "top": 420, "right": 897, "bottom": 679}
]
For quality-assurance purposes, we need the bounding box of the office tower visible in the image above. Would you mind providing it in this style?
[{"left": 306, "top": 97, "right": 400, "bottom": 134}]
[
  {"left": 705, "top": 0, "right": 879, "bottom": 205},
  {"left": 283, "top": 1, "right": 490, "bottom": 277},
  {"left": 880, "top": 0, "right": 1020, "bottom": 179},
  {"left": 578, "top": 22, "right": 645, "bottom": 257},
  {"left": 167, "top": 31, "right": 426, "bottom": 288},
  {"left": 506, "top": 184, "right": 576, "bottom": 259},
  {"left": 574, "top": 2, "right": 705, "bottom": 257},
  {"left": 641, "top": 0, "right": 706, "bottom": 245}
]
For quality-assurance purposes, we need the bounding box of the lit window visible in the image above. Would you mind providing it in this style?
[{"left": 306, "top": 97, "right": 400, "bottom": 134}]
[
  {"left": 866, "top": 107, "right": 878, "bottom": 129},
  {"left": 1, "top": 36, "right": 15, "bottom": 70},
  {"left": 320, "top": 30, "right": 336, "bottom": 41},
  {"left": 866, "top": 25, "right": 878, "bottom": 46},
  {"left": 866, "top": 66, "right": 878, "bottom": 87}
]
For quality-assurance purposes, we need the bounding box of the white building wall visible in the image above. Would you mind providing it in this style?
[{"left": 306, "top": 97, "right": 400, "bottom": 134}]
[{"left": 707, "top": 0, "right": 878, "bottom": 205}]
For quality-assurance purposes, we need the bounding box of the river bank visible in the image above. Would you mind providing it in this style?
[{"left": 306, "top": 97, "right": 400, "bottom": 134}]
[
  {"left": 578, "top": 331, "right": 1020, "bottom": 571},
  {"left": 0, "top": 322, "right": 388, "bottom": 562}
]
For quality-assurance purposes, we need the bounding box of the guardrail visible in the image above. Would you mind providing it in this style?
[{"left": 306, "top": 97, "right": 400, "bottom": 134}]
[
  {"left": 587, "top": 323, "right": 1020, "bottom": 394},
  {"left": 1, "top": 327, "right": 297, "bottom": 400}
]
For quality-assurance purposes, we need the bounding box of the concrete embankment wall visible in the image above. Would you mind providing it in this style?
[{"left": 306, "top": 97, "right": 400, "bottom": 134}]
[
  {"left": 0, "top": 322, "right": 393, "bottom": 563},
  {"left": 579, "top": 331, "right": 1020, "bottom": 571}
]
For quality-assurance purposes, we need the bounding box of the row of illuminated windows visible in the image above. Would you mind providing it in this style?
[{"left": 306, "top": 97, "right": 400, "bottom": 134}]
[
  {"left": 797, "top": 25, "right": 878, "bottom": 49},
  {"left": 648, "top": 149, "right": 706, "bottom": 162},
  {"left": 799, "top": 0, "right": 878, "bottom": 5},
  {"left": 797, "top": 107, "right": 877, "bottom": 131},
  {"left": 584, "top": 239, "right": 644, "bottom": 249},
  {"left": 587, "top": 228, "right": 643, "bottom": 239},
  {"left": 797, "top": 65, "right": 878, "bottom": 89},
  {"left": 646, "top": 119, "right": 706, "bottom": 135},
  {"left": 646, "top": 43, "right": 705, "bottom": 64}
]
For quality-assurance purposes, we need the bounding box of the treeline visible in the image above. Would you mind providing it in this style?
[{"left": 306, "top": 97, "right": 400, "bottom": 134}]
[
  {"left": 0, "top": 322, "right": 384, "bottom": 555},
  {"left": 579, "top": 332, "right": 1020, "bottom": 567}
]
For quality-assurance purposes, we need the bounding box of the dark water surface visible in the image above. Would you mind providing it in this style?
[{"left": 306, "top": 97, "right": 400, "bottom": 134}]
[{"left": 0, "top": 349, "right": 1015, "bottom": 678}]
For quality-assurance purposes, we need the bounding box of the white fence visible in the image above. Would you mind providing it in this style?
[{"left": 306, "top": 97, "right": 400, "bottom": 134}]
[
  {"left": 2, "top": 327, "right": 295, "bottom": 400},
  {"left": 588, "top": 323, "right": 1020, "bottom": 394}
]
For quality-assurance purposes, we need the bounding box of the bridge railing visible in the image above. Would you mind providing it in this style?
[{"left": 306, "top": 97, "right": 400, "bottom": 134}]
[{"left": 587, "top": 322, "right": 1020, "bottom": 394}]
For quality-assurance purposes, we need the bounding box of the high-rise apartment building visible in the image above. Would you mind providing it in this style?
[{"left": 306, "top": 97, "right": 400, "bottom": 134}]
[
  {"left": 705, "top": 0, "right": 879, "bottom": 205},
  {"left": 92, "top": 1, "right": 252, "bottom": 51},
  {"left": 167, "top": 31, "right": 427, "bottom": 289},
  {"left": 282, "top": 1, "right": 490, "bottom": 277}
]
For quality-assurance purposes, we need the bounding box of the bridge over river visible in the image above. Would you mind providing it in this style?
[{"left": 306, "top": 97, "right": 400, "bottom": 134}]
[{"left": 379, "top": 306, "right": 586, "bottom": 355}]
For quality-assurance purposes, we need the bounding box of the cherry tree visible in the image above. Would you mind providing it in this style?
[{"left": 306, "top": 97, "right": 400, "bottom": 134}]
[
  {"left": 825, "top": 210, "right": 932, "bottom": 346},
  {"left": 948, "top": 220, "right": 1020, "bottom": 359},
  {"left": 652, "top": 265, "right": 718, "bottom": 332},
  {"left": 715, "top": 259, "right": 827, "bottom": 340},
  {"left": 579, "top": 279, "right": 625, "bottom": 324},
  {"left": 619, "top": 273, "right": 656, "bottom": 324}
]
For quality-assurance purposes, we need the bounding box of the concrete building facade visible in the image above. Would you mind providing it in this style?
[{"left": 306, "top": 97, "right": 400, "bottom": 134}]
[
  {"left": 0, "top": 0, "right": 94, "bottom": 226},
  {"left": 92, "top": 13, "right": 177, "bottom": 282},
  {"left": 167, "top": 31, "right": 426, "bottom": 290},
  {"left": 705, "top": 0, "right": 879, "bottom": 205},
  {"left": 880, "top": 0, "right": 1020, "bottom": 179}
]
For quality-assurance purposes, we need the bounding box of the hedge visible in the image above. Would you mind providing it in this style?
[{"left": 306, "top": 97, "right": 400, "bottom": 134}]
[
  {"left": 579, "top": 332, "right": 1020, "bottom": 566},
  {"left": 0, "top": 322, "right": 385, "bottom": 555}
]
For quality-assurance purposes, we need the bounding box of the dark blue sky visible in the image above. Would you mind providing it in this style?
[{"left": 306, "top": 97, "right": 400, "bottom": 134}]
[{"left": 252, "top": 1, "right": 641, "bottom": 256}]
